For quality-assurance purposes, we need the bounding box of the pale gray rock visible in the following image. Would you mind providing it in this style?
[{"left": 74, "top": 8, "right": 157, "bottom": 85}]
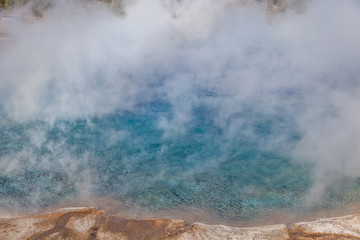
[
  {"left": 294, "top": 214, "right": 360, "bottom": 239},
  {"left": 178, "top": 223, "right": 290, "bottom": 240}
]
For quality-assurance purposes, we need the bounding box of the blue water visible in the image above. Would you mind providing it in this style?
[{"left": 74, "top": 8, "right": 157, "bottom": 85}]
[
  {"left": 0, "top": 94, "right": 359, "bottom": 219},
  {"left": 1, "top": 0, "right": 360, "bottom": 222}
]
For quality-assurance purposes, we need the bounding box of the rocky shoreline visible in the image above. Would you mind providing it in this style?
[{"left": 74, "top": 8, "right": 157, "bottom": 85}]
[{"left": 1, "top": 207, "right": 360, "bottom": 239}]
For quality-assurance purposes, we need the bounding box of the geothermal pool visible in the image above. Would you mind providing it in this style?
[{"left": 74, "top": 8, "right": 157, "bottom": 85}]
[
  {"left": 1, "top": 97, "right": 360, "bottom": 220},
  {"left": 1, "top": 0, "right": 360, "bottom": 220},
  {"left": 0, "top": 100, "right": 310, "bottom": 217}
]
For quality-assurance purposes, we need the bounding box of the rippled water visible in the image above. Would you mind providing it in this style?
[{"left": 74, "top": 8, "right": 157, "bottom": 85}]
[
  {"left": 1, "top": 0, "right": 360, "bottom": 221},
  {"left": 1, "top": 96, "right": 359, "bottom": 219}
]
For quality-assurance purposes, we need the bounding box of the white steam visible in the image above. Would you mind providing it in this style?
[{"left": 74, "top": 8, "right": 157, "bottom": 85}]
[{"left": 1, "top": 0, "right": 360, "bottom": 205}]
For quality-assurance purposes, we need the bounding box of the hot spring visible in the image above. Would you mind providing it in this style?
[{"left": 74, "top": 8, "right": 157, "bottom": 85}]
[{"left": 1, "top": 0, "right": 360, "bottom": 221}]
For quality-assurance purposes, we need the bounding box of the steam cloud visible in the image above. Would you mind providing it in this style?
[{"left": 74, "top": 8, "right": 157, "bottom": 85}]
[{"left": 1, "top": 0, "right": 360, "bottom": 210}]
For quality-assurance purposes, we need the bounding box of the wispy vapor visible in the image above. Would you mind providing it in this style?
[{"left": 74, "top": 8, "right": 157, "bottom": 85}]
[{"left": 1, "top": 0, "right": 360, "bottom": 210}]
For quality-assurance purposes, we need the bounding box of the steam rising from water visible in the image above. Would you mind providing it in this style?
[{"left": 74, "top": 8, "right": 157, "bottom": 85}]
[{"left": 1, "top": 0, "right": 360, "bottom": 218}]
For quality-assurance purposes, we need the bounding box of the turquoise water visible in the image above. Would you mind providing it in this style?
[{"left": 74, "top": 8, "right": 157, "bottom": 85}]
[
  {"left": 0, "top": 95, "right": 310, "bottom": 218},
  {"left": 1, "top": 91, "right": 360, "bottom": 219},
  {"left": 1, "top": 1, "right": 360, "bottom": 220}
]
